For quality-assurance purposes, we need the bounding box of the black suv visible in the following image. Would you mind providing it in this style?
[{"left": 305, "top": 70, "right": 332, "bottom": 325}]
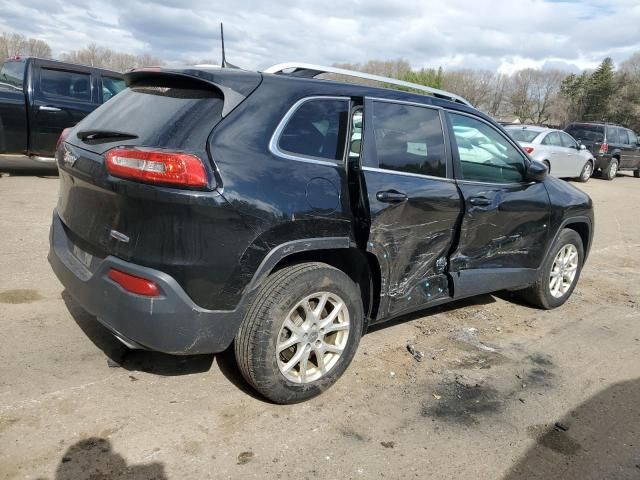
[
  {"left": 49, "top": 64, "right": 593, "bottom": 403},
  {"left": 565, "top": 122, "right": 640, "bottom": 180}
]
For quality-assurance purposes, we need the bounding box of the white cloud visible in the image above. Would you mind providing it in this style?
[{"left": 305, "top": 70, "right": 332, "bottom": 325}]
[{"left": 0, "top": 0, "right": 639, "bottom": 72}]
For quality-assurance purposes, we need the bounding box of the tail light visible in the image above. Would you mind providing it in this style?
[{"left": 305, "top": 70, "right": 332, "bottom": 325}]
[
  {"left": 599, "top": 143, "right": 609, "bottom": 154},
  {"left": 56, "top": 128, "right": 71, "bottom": 150},
  {"left": 523, "top": 146, "right": 535, "bottom": 154},
  {"left": 105, "top": 147, "right": 207, "bottom": 188},
  {"left": 108, "top": 269, "right": 160, "bottom": 297}
]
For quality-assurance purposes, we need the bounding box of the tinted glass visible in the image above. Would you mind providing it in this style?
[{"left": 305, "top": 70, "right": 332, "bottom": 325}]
[
  {"left": 450, "top": 113, "right": 525, "bottom": 183},
  {"left": 101, "top": 77, "right": 126, "bottom": 102},
  {"left": 542, "top": 132, "right": 562, "bottom": 146},
  {"left": 507, "top": 129, "right": 539, "bottom": 143},
  {"left": 278, "top": 99, "right": 350, "bottom": 161},
  {"left": 619, "top": 130, "right": 631, "bottom": 145},
  {"left": 372, "top": 102, "right": 446, "bottom": 177},
  {"left": 607, "top": 127, "right": 621, "bottom": 144},
  {"left": 559, "top": 132, "right": 578, "bottom": 148},
  {"left": 75, "top": 81, "right": 224, "bottom": 151},
  {"left": 565, "top": 124, "right": 604, "bottom": 143},
  {"left": 628, "top": 130, "right": 638, "bottom": 145},
  {"left": 41, "top": 69, "right": 91, "bottom": 101},
  {"left": 0, "top": 60, "right": 25, "bottom": 88}
]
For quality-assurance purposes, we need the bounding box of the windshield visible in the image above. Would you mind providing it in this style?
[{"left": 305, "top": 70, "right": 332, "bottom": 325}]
[
  {"left": 0, "top": 59, "right": 26, "bottom": 88},
  {"left": 565, "top": 124, "right": 604, "bottom": 143},
  {"left": 507, "top": 129, "right": 539, "bottom": 143}
]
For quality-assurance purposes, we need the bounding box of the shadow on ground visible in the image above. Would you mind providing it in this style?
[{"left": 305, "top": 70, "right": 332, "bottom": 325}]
[
  {"left": 41, "top": 437, "right": 167, "bottom": 480},
  {"left": 504, "top": 378, "right": 640, "bottom": 479},
  {"left": 62, "top": 291, "right": 265, "bottom": 401}
]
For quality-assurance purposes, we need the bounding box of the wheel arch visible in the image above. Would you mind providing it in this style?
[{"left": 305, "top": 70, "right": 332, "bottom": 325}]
[
  {"left": 250, "top": 241, "right": 382, "bottom": 332},
  {"left": 563, "top": 220, "right": 591, "bottom": 261}
]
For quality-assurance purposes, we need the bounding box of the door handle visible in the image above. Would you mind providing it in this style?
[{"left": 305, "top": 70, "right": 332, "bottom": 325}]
[
  {"left": 39, "top": 105, "right": 62, "bottom": 112},
  {"left": 469, "top": 196, "right": 492, "bottom": 206},
  {"left": 376, "top": 190, "right": 408, "bottom": 203}
]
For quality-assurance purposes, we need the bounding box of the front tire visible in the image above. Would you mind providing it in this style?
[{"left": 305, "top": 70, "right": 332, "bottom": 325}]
[
  {"left": 576, "top": 160, "right": 593, "bottom": 183},
  {"left": 603, "top": 158, "right": 618, "bottom": 180},
  {"left": 234, "top": 262, "right": 363, "bottom": 404},
  {"left": 518, "top": 229, "right": 584, "bottom": 309}
]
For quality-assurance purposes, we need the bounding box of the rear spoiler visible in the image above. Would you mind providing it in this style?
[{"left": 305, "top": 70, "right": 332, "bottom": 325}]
[{"left": 124, "top": 68, "right": 261, "bottom": 118}]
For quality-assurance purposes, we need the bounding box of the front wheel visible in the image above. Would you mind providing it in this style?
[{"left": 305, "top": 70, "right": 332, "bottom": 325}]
[
  {"left": 518, "top": 229, "right": 584, "bottom": 309},
  {"left": 576, "top": 160, "right": 593, "bottom": 183},
  {"left": 234, "top": 262, "right": 363, "bottom": 404}
]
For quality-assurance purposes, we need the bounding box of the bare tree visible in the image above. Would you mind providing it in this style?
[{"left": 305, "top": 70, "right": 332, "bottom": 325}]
[
  {"left": 61, "top": 44, "right": 163, "bottom": 72},
  {"left": 0, "top": 32, "right": 52, "bottom": 59}
]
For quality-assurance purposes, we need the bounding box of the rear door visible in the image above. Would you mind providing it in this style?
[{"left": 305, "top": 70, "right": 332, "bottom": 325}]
[
  {"left": 29, "top": 63, "right": 98, "bottom": 156},
  {"left": 541, "top": 131, "right": 572, "bottom": 177},
  {"left": 619, "top": 129, "right": 640, "bottom": 170},
  {"left": 360, "top": 98, "right": 462, "bottom": 320},
  {"left": 446, "top": 110, "right": 550, "bottom": 298}
]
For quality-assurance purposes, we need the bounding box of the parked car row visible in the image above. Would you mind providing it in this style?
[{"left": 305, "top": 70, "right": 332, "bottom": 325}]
[{"left": 505, "top": 122, "right": 640, "bottom": 182}]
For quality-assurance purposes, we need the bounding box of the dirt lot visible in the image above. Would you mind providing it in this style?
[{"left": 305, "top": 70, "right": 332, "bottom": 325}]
[{"left": 1, "top": 172, "right": 639, "bottom": 480}]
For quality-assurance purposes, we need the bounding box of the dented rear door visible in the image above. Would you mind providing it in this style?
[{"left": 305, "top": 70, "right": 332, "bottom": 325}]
[{"left": 360, "top": 99, "right": 462, "bottom": 320}]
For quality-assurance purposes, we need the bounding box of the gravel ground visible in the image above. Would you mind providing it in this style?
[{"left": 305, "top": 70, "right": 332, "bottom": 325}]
[{"left": 0, "top": 172, "right": 639, "bottom": 480}]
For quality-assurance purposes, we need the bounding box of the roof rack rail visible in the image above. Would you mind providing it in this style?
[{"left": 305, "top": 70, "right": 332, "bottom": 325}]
[{"left": 263, "top": 62, "right": 472, "bottom": 107}]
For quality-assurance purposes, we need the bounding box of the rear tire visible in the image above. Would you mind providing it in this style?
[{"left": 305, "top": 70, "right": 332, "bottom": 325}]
[
  {"left": 603, "top": 158, "right": 618, "bottom": 180},
  {"left": 518, "top": 229, "right": 584, "bottom": 310},
  {"left": 234, "top": 262, "right": 363, "bottom": 404},
  {"left": 576, "top": 161, "right": 593, "bottom": 183}
]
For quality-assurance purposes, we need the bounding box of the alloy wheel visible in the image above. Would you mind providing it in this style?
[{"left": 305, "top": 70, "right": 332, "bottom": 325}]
[
  {"left": 276, "top": 292, "right": 350, "bottom": 384},
  {"left": 549, "top": 244, "right": 579, "bottom": 298}
]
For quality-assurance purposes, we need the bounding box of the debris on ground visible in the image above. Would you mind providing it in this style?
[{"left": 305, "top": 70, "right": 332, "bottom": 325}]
[
  {"left": 237, "top": 451, "right": 255, "bottom": 465},
  {"left": 406, "top": 343, "right": 425, "bottom": 362},
  {"left": 554, "top": 422, "right": 569, "bottom": 432},
  {"left": 380, "top": 441, "right": 395, "bottom": 449},
  {"left": 433, "top": 393, "right": 441, "bottom": 400},
  {"left": 455, "top": 327, "right": 499, "bottom": 353}
]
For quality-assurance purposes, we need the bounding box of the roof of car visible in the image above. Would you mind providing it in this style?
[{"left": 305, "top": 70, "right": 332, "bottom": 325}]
[{"left": 505, "top": 125, "right": 549, "bottom": 133}]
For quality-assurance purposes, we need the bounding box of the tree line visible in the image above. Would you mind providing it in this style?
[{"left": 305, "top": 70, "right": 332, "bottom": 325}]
[
  {"left": 337, "top": 56, "right": 640, "bottom": 132},
  {"left": 0, "top": 32, "right": 162, "bottom": 73},
  {"left": 3, "top": 31, "right": 639, "bottom": 131}
]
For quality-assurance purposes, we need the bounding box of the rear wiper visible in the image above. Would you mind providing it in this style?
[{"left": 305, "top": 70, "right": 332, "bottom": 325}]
[{"left": 77, "top": 130, "right": 139, "bottom": 143}]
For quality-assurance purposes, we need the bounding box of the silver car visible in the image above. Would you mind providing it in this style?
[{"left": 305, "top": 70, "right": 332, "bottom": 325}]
[{"left": 506, "top": 126, "right": 595, "bottom": 182}]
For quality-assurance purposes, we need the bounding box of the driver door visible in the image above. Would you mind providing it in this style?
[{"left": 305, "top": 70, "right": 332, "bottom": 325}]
[{"left": 446, "top": 111, "right": 551, "bottom": 298}]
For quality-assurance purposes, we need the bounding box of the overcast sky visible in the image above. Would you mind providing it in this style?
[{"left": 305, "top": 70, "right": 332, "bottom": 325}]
[{"left": 1, "top": 0, "right": 639, "bottom": 74}]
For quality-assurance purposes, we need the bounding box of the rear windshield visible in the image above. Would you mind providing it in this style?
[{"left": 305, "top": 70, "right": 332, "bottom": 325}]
[
  {"left": 565, "top": 124, "right": 604, "bottom": 143},
  {"left": 0, "top": 59, "right": 26, "bottom": 88},
  {"left": 507, "top": 129, "right": 539, "bottom": 143},
  {"left": 74, "top": 79, "right": 224, "bottom": 151}
]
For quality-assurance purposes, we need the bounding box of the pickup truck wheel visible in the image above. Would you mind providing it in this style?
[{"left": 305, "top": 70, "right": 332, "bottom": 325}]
[
  {"left": 577, "top": 160, "right": 593, "bottom": 183},
  {"left": 518, "top": 229, "right": 584, "bottom": 309},
  {"left": 234, "top": 262, "right": 363, "bottom": 404},
  {"left": 634, "top": 168, "right": 640, "bottom": 178},
  {"left": 603, "top": 159, "right": 618, "bottom": 180}
]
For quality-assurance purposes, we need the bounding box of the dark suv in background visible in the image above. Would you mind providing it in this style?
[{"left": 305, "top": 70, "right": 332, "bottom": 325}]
[
  {"left": 565, "top": 122, "right": 640, "bottom": 180},
  {"left": 49, "top": 63, "right": 593, "bottom": 403}
]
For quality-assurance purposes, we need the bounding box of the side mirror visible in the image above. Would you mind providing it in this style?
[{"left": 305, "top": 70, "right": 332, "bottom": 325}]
[
  {"left": 526, "top": 160, "right": 548, "bottom": 182},
  {"left": 350, "top": 139, "right": 361, "bottom": 155},
  {"left": 579, "top": 144, "right": 587, "bottom": 150}
]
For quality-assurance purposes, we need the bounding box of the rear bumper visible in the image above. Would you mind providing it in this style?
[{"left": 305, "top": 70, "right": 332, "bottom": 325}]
[
  {"left": 594, "top": 155, "right": 612, "bottom": 169},
  {"left": 48, "top": 211, "right": 245, "bottom": 354}
]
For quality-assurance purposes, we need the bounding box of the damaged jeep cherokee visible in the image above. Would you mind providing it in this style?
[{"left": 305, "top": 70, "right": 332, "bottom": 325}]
[{"left": 49, "top": 63, "right": 593, "bottom": 404}]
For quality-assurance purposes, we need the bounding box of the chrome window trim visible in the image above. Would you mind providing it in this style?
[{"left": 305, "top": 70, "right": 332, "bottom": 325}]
[
  {"left": 366, "top": 97, "right": 450, "bottom": 179},
  {"left": 269, "top": 96, "right": 351, "bottom": 167},
  {"left": 362, "top": 166, "right": 456, "bottom": 183}
]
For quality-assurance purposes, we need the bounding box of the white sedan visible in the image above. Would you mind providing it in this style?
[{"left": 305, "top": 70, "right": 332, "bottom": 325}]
[{"left": 505, "top": 125, "right": 595, "bottom": 182}]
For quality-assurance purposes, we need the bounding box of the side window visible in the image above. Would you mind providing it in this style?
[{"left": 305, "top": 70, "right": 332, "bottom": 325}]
[
  {"left": 40, "top": 68, "right": 91, "bottom": 101},
  {"left": 371, "top": 102, "right": 446, "bottom": 177},
  {"left": 449, "top": 112, "right": 525, "bottom": 184},
  {"left": 560, "top": 132, "right": 578, "bottom": 148},
  {"left": 101, "top": 77, "right": 126, "bottom": 102},
  {"left": 277, "top": 99, "right": 350, "bottom": 161},
  {"left": 628, "top": 130, "right": 638, "bottom": 145},
  {"left": 620, "top": 130, "right": 631, "bottom": 145},
  {"left": 542, "top": 132, "right": 562, "bottom": 146},
  {"left": 607, "top": 127, "right": 620, "bottom": 144}
]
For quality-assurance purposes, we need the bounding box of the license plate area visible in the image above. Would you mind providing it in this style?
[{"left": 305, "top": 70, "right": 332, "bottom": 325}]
[{"left": 72, "top": 243, "right": 94, "bottom": 269}]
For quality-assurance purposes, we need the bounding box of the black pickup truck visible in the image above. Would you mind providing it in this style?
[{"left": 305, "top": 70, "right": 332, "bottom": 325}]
[{"left": 0, "top": 56, "right": 125, "bottom": 170}]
